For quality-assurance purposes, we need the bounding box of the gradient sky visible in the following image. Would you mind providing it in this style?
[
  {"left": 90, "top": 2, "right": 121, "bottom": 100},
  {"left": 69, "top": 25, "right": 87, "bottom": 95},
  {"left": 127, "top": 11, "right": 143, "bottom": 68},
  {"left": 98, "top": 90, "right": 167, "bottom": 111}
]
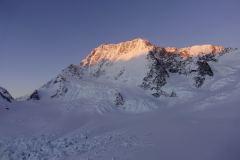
[{"left": 0, "top": 0, "right": 240, "bottom": 97}]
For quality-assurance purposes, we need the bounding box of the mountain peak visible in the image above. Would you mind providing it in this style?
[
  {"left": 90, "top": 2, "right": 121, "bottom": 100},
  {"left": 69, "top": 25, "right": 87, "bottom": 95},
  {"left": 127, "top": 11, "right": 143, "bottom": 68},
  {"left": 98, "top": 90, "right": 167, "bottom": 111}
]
[
  {"left": 81, "top": 38, "right": 227, "bottom": 67},
  {"left": 81, "top": 38, "right": 156, "bottom": 66},
  {"left": 179, "top": 44, "right": 225, "bottom": 57},
  {"left": 97, "top": 38, "right": 154, "bottom": 51},
  {"left": 164, "top": 44, "right": 225, "bottom": 57}
]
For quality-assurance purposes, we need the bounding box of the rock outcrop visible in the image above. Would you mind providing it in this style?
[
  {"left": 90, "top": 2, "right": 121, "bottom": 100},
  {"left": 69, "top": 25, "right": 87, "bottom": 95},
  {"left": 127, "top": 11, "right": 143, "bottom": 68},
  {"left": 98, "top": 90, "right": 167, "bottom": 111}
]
[{"left": 0, "top": 87, "right": 14, "bottom": 103}]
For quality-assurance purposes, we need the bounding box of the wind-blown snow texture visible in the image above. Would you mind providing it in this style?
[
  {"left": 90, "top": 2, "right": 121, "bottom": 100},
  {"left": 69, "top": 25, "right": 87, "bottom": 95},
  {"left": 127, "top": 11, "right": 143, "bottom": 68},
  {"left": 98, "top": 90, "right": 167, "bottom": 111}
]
[{"left": 0, "top": 39, "right": 240, "bottom": 160}]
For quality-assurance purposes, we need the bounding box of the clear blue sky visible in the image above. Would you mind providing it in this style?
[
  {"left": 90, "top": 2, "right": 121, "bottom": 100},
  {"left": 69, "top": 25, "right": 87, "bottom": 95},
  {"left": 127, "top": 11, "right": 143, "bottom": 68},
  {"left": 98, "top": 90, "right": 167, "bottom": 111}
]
[{"left": 0, "top": 0, "right": 240, "bottom": 97}]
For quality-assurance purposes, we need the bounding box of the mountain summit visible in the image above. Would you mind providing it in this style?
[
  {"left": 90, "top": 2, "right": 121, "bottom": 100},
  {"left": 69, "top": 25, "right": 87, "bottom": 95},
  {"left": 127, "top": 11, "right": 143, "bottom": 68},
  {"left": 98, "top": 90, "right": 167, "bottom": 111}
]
[
  {"left": 27, "top": 38, "right": 236, "bottom": 112},
  {"left": 81, "top": 38, "right": 225, "bottom": 67},
  {"left": 81, "top": 38, "right": 155, "bottom": 66}
]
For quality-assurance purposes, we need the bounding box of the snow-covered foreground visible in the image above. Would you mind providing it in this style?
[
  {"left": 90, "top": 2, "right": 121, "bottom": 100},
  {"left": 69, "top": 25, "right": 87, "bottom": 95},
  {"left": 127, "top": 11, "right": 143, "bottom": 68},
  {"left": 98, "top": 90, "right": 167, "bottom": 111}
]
[{"left": 0, "top": 97, "right": 240, "bottom": 160}]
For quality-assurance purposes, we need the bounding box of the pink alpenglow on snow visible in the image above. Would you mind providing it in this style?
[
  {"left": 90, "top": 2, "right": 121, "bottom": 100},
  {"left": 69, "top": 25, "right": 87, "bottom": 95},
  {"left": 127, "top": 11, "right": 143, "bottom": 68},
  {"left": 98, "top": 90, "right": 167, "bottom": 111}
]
[{"left": 81, "top": 38, "right": 225, "bottom": 66}]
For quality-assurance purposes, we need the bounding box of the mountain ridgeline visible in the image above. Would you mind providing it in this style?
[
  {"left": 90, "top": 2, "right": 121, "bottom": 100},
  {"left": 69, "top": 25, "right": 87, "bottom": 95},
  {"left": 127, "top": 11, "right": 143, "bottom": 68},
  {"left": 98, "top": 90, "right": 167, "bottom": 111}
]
[
  {"left": 0, "top": 87, "right": 14, "bottom": 108},
  {"left": 27, "top": 38, "right": 236, "bottom": 112}
]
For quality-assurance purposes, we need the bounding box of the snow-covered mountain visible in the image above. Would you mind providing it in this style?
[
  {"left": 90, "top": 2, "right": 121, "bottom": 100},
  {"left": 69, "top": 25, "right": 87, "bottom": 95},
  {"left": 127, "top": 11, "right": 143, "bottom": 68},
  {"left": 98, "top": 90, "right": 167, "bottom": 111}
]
[
  {"left": 0, "top": 86, "right": 14, "bottom": 107},
  {"left": 1, "top": 38, "right": 240, "bottom": 160},
  {"left": 27, "top": 38, "right": 236, "bottom": 112}
]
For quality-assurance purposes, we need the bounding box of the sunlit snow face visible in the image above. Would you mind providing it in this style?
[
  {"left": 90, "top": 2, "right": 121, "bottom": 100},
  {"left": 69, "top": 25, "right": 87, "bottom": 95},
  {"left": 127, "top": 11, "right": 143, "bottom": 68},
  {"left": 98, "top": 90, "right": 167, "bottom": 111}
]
[
  {"left": 80, "top": 38, "right": 225, "bottom": 67},
  {"left": 80, "top": 38, "right": 155, "bottom": 66}
]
